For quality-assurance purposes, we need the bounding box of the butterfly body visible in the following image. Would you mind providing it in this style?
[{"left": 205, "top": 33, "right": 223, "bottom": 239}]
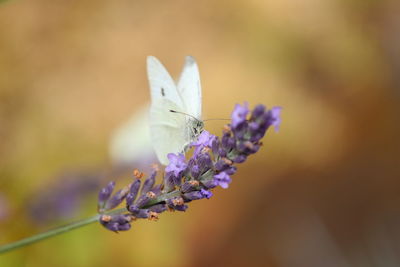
[{"left": 147, "top": 56, "right": 203, "bottom": 165}]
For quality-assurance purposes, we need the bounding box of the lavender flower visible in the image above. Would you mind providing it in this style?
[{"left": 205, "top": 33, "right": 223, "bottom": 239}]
[
  {"left": 190, "top": 130, "right": 216, "bottom": 156},
  {"left": 97, "top": 103, "right": 281, "bottom": 232},
  {"left": 165, "top": 153, "right": 187, "bottom": 177},
  {"left": 213, "top": 172, "right": 231, "bottom": 189},
  {"left": 231, "top": 102, "right": 249, "bottom": 128},
  {"left": 166, "top": 197, "right": 188, "bottom": 211},
  {"left": 183, "top": 189, "right": 213, "bottom": 200},
  {"left": 99, "top": 214, "right": 132, "bottom": 232},
  {"left": 98, "top": 181, "right": 115, "bottom": 212},
  {"left": 270, "top": 106, "right": 283, "bottom": 132},
  {"left": 164, "top": 153, "right": 187, "bottom": 191},
  {"left": 104, "top": 186, "right": 130, "bottom": 211},
  {"left": 126, "top": 178, "right": 141, "bottom": 206}
]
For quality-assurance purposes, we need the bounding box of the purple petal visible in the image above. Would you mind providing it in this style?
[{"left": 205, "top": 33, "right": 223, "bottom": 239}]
[
  {"left": 270, "top": 106, "right": 282, "bottom": 132},
  {"left": 98, "top": 181, "right": 115, "bottom": 209},
  {"left": 231, "top": 103, "right": 249, "bottom": 128},
  {"left": 141, "top": 170, "right": 157, "bottom": 195},
  {"left": 190, "top": 131, "right": 217, "bottom": 155},
  {"left": 165, "top": 153, "right": 187, "bottom": 177},
  {"left": 213, "top": 172, "right": 232, "bottom": 189}
]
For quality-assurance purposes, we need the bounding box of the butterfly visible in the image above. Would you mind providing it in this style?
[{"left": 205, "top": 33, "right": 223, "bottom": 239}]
[{"left": 147, "top": 56, "right": 203, "bottom": 165}]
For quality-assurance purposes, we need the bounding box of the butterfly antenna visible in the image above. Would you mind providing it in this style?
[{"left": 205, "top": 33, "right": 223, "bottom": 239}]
[
  {"left": 169, "top": 110, "right": 202, "bottom": 122},
  {"left": 169, "top": 110, "right": 230, "bottom": 123},
  {"left": 203, "top": 118, "right": 231, "bottom": 121}
]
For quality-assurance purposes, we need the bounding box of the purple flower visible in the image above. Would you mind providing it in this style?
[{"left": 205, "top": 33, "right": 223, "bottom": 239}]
[
  {"left": 214, "top": 159, "right": 231, "bottom": 172},
  {"left": 99, "top": 214, "right": 132, "bottom": 232},
  {"left": 181, "top": 180, "right": 200, "bottom": 193},
  {"left": 190, "top": 130, "right": 217, "bottom": 155},
  {"left": 214, "top": 159, "right": 238, "bottom": 175},
  {"left": 105, "top": 186, "right": 130, "bottom": 211},
  {"left": 213, "top": 172, "right": 232, "bottom": 189},
  {"left": 134, "top": 193, "right": 151, "bottom": 208},
  {"left": 200, "top": 189, "right": 213, "bottom": 199},
  {"left": 250, "top": 105, "right": 265, "bottom": 119},
  {"left": 149, "top": 204, "right": 167, "bottom": 213},
  {"left": 126, "top": 179, "right": 141, "bottom": 206},
  {"left": 98, "top": 181, "right": 115, "bottom": 211},
  {"left": 97, "top": 103, "right": 282, "bottom": 233},
  {"left": 237, "top": 141, "right": 260, "bottom": 155},
  {"left": 255, "top": 105, "right": 282, "bottom": 134},
  {"left": 163, "top": 172, "right": 177, "bottom": 192},
  {"left": 232, "top": 154, "right": 247, "bottom": 163},
  {"left": 221, "top": 132, "right": 236, "bottom": 151},
  {"left": 201, "top": 179, "right": 218, "bottom": 189},
  {"left": 151, "top": 184, "right": 163, "bottom": 196},
  {"left": 195, "top": 152, "right": 213, "bottom": 173},
  {"left": 166, "top": 197, "right": 188, "bottom": 211},
  {"left": 130, "top": 206, "right": 150, "bottom": 218},
  {"left": 231, "top": 103, "right": 249, "bottom": 129},
  {"left": 269, "top": 106, "right": 282, "bottom": 132},
  {"left": 183, "top": 189, "right": 213, "bottom": 200},
  {"left": 190, "top": 164, "right": 201, "bottom": 179},
  {"left": 140, "top": 170, "right": 157, "bottom": 195},
  {"left": 165, "top": 153, "right": 187, "bottom": 177}
]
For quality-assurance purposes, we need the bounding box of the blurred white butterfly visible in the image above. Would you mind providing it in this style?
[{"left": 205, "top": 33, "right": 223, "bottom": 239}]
[
  {"left": 147, "top": 56, "right": 203, "bottom": 165},
  {"left": 109, "top": 104, "right": 155, "bottom": 167}
]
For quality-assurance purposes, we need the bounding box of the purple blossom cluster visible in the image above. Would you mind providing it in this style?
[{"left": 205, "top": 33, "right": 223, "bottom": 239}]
[{"left": 98, "top": 103, "right": 282, "bottom": 232}]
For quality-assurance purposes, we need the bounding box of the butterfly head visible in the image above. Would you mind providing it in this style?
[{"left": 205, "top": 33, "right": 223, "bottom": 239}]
[
  {"left": 169, "top": 109, "right": 204, "bottom": 138},
  {"left": 192, "top": 119, "right": 204, "bottom": 137}
]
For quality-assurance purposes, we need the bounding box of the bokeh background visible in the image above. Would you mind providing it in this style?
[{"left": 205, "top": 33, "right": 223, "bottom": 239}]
[{"left": 1, "top": 0, "right": 400, "bottom": 266}]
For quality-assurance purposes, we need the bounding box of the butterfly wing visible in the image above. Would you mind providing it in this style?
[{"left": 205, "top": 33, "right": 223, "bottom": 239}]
[
  {"left": 147, "top": 56, "right": 184, "bottom": 108},
  {"left": 177, "top": 56, "right": 202, "bottom": 119},
  {"left": 149, "top": 103, "right": 188, "bottom": 165},
  {"left": 109, "top": 104, "right": 154, "bottom": 166},
  {"left": 147, "top": 56, "right": 187, "bottom": 165}
]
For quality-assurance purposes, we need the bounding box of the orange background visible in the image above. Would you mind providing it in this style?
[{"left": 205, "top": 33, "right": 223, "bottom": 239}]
[{"left": 0, "top": 0, "right": 399, "bottom": 266}]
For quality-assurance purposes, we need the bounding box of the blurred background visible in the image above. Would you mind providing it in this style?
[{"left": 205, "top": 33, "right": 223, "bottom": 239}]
[{"left": 0, "top": 0, "right": 399, "bottom": 266}]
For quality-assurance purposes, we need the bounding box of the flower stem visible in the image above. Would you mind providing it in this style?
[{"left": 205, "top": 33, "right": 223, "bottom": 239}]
[
  {"left": 0, "top": 190, "right": 182, "bottom": 254},
  {"left": 0, "top": 214, "right": 101, "bottom": 254}
]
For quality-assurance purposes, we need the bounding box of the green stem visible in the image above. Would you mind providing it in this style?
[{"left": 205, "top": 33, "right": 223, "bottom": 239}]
[
  {"left": 0, "top": 190, "right": 182, "bottom": 254},
  {"left": 0, "top": 214, "right": 100, "bottom": 254}
]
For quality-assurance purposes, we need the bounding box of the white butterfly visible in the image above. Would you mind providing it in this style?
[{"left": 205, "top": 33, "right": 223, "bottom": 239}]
[{"left": 147, "top": 56, "right": 203, "bottom": 165}]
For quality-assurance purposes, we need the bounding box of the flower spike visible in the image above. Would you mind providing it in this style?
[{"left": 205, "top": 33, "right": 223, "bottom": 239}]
[{"left": 98, "top": 103, "right": 281, "bottom": 232}]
